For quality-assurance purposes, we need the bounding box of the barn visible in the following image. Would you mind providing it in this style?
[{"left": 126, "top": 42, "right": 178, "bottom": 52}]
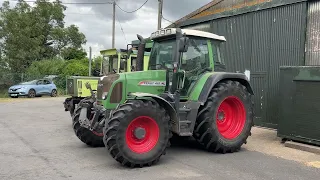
[{"left": 168, "top": 0, "right": 320, "bottom": 129}]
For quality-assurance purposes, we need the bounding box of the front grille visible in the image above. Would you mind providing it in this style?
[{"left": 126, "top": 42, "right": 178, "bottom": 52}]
[
  {"left": 67, "top": 78, "right": 74, "bottom": 95},
  {"left": 110, "top": 82, "right": 123, "bottom": 103},
  {"left": 97, "top": 74, "right": 120, "bottom": 100}
]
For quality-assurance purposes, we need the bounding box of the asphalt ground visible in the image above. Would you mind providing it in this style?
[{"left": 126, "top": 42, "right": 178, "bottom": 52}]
[{"left": 0, "top": 97, "right": 319, "bottom": 180}]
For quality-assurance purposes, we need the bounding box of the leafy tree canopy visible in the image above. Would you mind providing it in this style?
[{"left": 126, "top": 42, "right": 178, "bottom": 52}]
[{"left": 0, "top": 0, "right": 87, "bottom": 73}]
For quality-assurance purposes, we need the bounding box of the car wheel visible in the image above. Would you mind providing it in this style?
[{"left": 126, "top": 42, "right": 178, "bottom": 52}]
[
  {"left": 51, "top": 89, "right": 57, "bottom": 97},
  {"left": 28, "top": 89, "right": 36, "bottom": 98}
]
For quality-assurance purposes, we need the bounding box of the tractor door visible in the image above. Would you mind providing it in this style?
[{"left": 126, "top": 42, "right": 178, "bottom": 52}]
[
  {"left": 211, "top": 40, "right": 226, "bottom": 72},
  {"left": 179, "top": 37, "right": 210, "bottom": 97}
]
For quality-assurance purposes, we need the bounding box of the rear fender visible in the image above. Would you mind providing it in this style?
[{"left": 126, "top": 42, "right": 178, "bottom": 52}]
[
  {"left": 198, "top": 72, "right": 254, "bottom": 105},
  {"left": 127, "top": 92, "right": 178, "bottom": 131}
]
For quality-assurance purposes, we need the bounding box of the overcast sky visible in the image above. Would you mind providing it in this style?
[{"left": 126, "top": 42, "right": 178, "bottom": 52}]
[{"left": 2, "top": 0, "right": 212, "bottom": 57}]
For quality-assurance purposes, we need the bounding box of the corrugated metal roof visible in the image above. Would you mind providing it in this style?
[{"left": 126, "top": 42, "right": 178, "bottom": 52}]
[
  {"left": 168, "top": 0, "right": 307, "bottom": 28},
  {"left": 169, "top": 0, "right": 224, "bottom": 27}
]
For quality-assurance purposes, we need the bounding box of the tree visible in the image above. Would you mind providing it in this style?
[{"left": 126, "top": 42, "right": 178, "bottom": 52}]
[
  {"left": 0, "top": 0, "right": 87, "bottom": 73},
  {"left": 26, "top": 58, "right": 65, "bottom": 78},
  {"left": 61, "top": 58, "right": 89, "bottom": 76},
  {"left": 61, "top": 47, "right": 87, "bottom": 60}
]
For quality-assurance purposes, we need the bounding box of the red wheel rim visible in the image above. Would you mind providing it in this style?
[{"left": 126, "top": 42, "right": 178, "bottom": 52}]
[
  {"left": 125, "top": 116, "right": 160, "bottom": 154},
  {"left": 216, "top": 96, "right": 246, "bottom": 140}
]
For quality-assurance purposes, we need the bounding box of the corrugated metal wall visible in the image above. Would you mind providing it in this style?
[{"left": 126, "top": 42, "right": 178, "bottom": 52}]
[
  {"left": 305, "top": 1, "right": 320, "bottom": 65},
  {"left": 183, "top": 2, "right": 307, "bottom": 128}
]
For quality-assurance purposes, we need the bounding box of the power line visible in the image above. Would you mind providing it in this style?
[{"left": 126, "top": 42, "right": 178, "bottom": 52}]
[
  {"left": 115, "top": 0, "right": 149, "bottom": 13},
  {"left": 9, "top": 0, "right": 113, "bottom": 4},
  {"left": 115, "top": 17, "right": 128, "bottom": 45},
  {"left": 162, "top": 15, "right": 174, "bottom": 24}
]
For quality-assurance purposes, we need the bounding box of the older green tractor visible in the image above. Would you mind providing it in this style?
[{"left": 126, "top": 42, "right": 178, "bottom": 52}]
[{"left": 83, "top": 28, "right": 254, "bottom": 167}]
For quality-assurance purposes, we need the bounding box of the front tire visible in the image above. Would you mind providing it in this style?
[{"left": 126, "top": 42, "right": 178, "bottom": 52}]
[
  {"left": 28, "top": 89, "right": 36, "bottom": 98},
  {"left": 193, "top": 80, "right": 254, "bottom": 153},
  {"left": 72, "top": 107, "right": 105, "bottom": 147},
  {"left": 103, "top": 99, "right": 170, "bottom": 168}
]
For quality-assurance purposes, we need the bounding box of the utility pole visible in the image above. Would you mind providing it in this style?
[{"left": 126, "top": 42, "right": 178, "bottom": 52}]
[
  {"left": 89, "top": 46, "right": 92, "bottom": 76},
  {"left": 112, "top": 1, "right": 116, "bottom": 48},
  {"left": 157, "top": 0, "right": 163, "bottom": 30}
]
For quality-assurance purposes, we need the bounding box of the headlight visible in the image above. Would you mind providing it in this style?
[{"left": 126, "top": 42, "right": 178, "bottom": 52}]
[{"left": 102, "top": 92, "right": 108, "bottom": 100}]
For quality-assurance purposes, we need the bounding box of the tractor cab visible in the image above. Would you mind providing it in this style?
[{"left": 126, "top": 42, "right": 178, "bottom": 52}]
[
  {"left": 147, "top": 28, "right": 227, "bottom": 98},
  {"left": 100, "top": 48, "right": 128, "bottom": 75}
]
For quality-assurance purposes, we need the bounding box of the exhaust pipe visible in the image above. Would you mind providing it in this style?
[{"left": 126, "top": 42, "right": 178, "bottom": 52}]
[{"left": 136, "top": 34, "right": 146, "bottom": 71}]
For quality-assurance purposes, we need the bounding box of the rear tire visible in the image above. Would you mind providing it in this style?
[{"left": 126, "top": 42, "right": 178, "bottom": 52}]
[
  {"left": 103, "top": 99, "right": 170, "bottom": 168},
  {"left": 51, "top": 89, "right": 57, "bottom": 97},
  {"left": 72, "top": 107, "right": 104, "bottom": 147},
  {"left": 193, "top": 80, "right": 254, "bottom": 153}
]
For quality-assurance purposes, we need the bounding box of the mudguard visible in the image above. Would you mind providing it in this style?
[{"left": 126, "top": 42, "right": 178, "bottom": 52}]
[
  {"left": 198, "top": 72, "right": 254, "bottom": 105},
  {"left": 127, "top": 92, "right": 178, "bottom": 125}
]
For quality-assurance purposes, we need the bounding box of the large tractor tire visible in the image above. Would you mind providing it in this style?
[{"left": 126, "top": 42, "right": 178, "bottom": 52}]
[
  {"left": 72, "top": 107, "right": 104, "bottom": 147},
  {"left": 194, "top": 80, "right": 254, "bottom": 153},
  {"left": 103, "top": 99, "right": 171, "bottom": 168}
]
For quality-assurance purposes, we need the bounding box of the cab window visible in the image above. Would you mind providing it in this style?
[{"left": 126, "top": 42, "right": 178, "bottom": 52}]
[
  {"left": 211, "top": 40, "right": 225, "bottom": 65},
  {"left": 180, "top": 37, "right": 210, "bottom": 75},
  {"left": 149, "top": 39, "right": 176, "bottom": 70}
]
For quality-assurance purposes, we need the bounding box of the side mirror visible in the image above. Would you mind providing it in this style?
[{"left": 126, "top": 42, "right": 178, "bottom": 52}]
[{"left": 179, "top": 37, "right": 189, "bottom": 52}]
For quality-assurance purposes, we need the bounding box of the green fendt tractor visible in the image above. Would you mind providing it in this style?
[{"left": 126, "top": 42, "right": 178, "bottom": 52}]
[
  {"left": 63, "top": 41, "right": 152, "bottom": 116},
  {"left": 83, "top": 28, "right": 254, "bottom": 167},
  {"left": 71, "top": 42, "right": 153, "bottom": 147}
]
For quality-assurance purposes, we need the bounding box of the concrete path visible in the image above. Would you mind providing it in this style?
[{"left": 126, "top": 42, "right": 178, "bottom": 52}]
[{"left": 0, "top": 97, "right": 319, "bottom": 180}]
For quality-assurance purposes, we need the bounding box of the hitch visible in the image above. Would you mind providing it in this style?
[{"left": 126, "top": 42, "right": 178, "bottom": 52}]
[
  {"left": 78, "top": 101, "right": 106, "bottom": 132},
  {"left": 79, "top": 106, "right": 91, "bottom": 129}
]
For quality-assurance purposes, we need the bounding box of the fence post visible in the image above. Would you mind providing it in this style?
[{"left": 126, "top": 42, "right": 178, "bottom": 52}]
[{"left": 65, "top": 75, "right": 67, "bottom": 95}]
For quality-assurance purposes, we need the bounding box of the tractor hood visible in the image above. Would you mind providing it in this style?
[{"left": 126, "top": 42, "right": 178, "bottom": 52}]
[
  {"left": 97, "top": 70, "right": 167, "bottom": 109},
  {"left": 124, "top": 70, "right": 167, "bottom": 96}
]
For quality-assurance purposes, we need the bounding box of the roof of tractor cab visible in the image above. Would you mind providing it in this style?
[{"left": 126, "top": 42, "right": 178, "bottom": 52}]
[
  {"left": 151, "top": 28, "right": 226, "bottom": 42},
  {"left": 180, "top": 28, "right": 226, "bottom": 42}
]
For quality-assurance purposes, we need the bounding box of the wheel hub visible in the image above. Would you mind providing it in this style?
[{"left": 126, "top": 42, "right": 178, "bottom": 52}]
[
  {"left": 217, "top": 111, "right": 225, "bottom": 121},
  {"left": 133, "top": 127, "right": 146, "bottom": 140}
]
